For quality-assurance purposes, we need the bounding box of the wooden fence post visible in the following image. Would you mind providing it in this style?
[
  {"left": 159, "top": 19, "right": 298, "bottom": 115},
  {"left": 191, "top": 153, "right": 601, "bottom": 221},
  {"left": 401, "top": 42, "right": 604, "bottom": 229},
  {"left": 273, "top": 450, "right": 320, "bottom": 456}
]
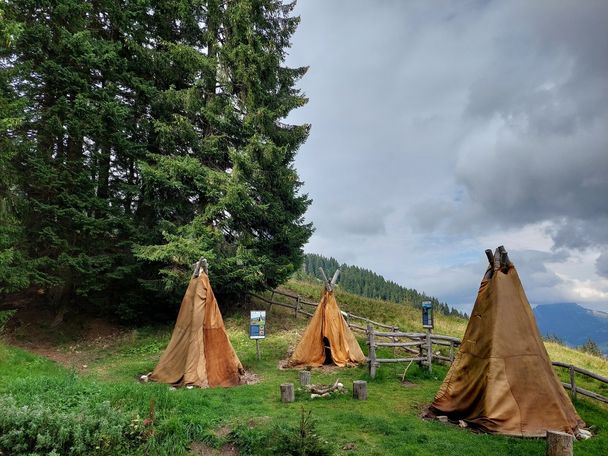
[
  {"left": 367, "top": 324, "right": 377, "bottom": 379},
  {"left": 426, "top": 332, "right": 432, "bottom": 373},
  {"left": 295, "top": 296, "right": 300, "bottom": 319},
  {"left": 569, "top": 365, "right": 577, "bottom": 401},
  {"left": 449, "top": 341, "right": 454, "bottom": 363},
  {"left": 418, "top": 334, "right": 425, "bottom": 369},
  {"left": 392, "top": 326, "right": 398, "bottom": 357},
  {"left": 546, "top": 430, "right": 573, "bottom": 456},
  {"left": 269, "top": 291, "right": 274, "bottom": 313}
]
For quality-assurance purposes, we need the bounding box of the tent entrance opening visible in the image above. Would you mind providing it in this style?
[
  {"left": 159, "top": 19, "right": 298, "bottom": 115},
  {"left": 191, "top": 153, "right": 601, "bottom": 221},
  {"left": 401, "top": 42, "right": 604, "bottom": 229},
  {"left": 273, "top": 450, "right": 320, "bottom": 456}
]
[{"left": 323, "top": 337, "right": 333, "bottom": 365}]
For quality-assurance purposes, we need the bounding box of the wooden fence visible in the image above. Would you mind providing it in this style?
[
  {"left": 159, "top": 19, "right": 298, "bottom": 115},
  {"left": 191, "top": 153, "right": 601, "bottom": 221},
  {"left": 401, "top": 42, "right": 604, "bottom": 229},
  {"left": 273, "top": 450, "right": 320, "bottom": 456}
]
[
  {"left": 250, "top": 289, "right": 400, "bottom": 334},
  {"left": 366, "top": 324, "right": 461, "bottom": 378},
  {"left": 552, "top": 361, "right": 608, "bottom": 404},
  {"left": 252, "top": 289, "right": 608, "bottom": 404},
  {"left": 251, "top": 289, "right": 460, "bottom": 377}
]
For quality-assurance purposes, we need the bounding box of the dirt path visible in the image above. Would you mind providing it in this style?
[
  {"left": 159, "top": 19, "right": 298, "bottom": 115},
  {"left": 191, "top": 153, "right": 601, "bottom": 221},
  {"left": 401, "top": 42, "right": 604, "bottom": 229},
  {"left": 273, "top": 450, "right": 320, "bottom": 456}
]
[{"left": 3, "top": 301, "right": 128, "bottom": 370}]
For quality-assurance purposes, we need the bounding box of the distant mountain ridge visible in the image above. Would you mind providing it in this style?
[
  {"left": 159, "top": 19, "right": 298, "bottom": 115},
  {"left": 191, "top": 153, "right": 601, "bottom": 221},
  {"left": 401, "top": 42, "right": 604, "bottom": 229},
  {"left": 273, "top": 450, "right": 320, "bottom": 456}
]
[
  {"left": 534, "top": 302, "right": 608, "bottom": 355},
  {"left": 296, "top": 253, "right": 466, "bottom": 318}
]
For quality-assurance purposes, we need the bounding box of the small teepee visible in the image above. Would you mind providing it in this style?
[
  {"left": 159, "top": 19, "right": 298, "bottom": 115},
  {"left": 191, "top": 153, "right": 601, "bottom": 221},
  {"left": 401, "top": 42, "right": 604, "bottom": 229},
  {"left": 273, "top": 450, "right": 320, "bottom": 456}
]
[
  {"left": 430, "top": 246, "right": 584, "bottom": 437},
  {"left": 149, "top": 258, "right": 243, "bottom": 388},
  {"left": 289, "top": 269, "right": 366, "bottom": 367}
]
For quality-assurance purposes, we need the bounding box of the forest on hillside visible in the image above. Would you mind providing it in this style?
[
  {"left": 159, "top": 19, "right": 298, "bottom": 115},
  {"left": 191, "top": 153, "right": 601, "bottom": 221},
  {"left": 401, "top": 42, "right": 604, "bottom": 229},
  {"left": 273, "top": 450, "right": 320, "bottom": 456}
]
[{"left": 296, "top": 253, "right": 467, "bottom": 318}]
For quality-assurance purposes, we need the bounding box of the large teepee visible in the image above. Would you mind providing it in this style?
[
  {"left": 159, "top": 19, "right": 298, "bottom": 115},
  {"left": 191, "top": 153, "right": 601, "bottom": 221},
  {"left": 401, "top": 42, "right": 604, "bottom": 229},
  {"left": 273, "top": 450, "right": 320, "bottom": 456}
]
[
  {"left": 149, "top": 259, "right": 243, "bottom": 388},
  {"left": 431, "top": 246, "right": 584, "bottom": 437},
  {"left": 289, "top": 269, "right": 366, "bottom": 367}
]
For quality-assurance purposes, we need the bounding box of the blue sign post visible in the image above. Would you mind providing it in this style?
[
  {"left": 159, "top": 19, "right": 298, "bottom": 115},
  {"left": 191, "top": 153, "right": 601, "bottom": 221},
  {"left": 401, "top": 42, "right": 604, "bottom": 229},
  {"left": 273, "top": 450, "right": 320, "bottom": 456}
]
[
  {"left": 422, "top": 301, "right": 433, "bottom": 372},
  {"left": 422, "top": 301, "right": 433, "bottom": 329},
  {"left": 250, "top": 311, "right": 266, "bottom": 359}
]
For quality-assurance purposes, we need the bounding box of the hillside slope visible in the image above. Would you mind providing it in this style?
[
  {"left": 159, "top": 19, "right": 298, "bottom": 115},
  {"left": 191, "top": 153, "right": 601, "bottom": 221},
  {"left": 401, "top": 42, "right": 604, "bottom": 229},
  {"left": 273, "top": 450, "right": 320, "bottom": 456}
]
[{"left": 297, "top": 253, "right": 466, "bottom": 318}]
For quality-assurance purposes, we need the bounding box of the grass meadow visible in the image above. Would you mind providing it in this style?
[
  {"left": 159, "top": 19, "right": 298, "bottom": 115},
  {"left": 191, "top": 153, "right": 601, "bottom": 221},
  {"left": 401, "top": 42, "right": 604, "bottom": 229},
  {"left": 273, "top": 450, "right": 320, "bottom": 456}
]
[{"left": 1, "top": 281, "right": 607, "bottom": 455}]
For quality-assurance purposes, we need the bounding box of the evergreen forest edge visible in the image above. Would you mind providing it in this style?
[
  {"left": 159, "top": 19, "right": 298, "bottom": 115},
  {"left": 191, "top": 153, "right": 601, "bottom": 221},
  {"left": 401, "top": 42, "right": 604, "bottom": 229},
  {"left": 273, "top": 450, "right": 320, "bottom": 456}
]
[
  {"left": 295, "top": 253, "right": 468, "bottom": 319},
  {"left": 0, "top": 0, "right": 313, "bottom": 320}
]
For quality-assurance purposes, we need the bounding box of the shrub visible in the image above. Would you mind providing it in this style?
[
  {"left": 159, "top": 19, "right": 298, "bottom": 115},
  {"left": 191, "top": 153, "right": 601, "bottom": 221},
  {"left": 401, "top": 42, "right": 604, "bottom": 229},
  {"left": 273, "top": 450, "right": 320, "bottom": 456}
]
[
  {"left": 230, "top": 408, "right": 334, "bottom": 456},
  {"left": 268, "top": 408, "right": 334, "bottom": 456},
  {"left": 579, "top": 338, "right": 604, "bottom": 358},
  {"left": 544, "top": 334, "right": 564, "bottom": 345},
  {"left": 0, "top": 395, "right": 146, "bottom": 455}
]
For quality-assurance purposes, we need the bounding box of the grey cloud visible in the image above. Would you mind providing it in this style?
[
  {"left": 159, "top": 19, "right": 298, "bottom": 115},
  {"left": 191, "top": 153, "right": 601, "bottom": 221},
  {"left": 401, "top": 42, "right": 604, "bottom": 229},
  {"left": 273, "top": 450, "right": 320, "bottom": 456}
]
[
  {"left": 595, "top": 253, "right": 608, "bottom": 279},
  {"left": 447, "top": 1, "right": 608, "bottom": 248},
  {"left": 311, "top": 203, "right": 394, "bottom": 237},
  {"left": 508, "top": 249, "right": 569, "bottom": 289},
  {"left": 401, "top": 1, "right": 608, "bottom": 249},
  {"left": 465, "top": 1, "right": 608, "bottom": 133},
  {"left": 455, "top": 125, "right": 608, "bottom": 229},
  {"left": 547, "top": 218, "right": 608, "bottom": 250}
]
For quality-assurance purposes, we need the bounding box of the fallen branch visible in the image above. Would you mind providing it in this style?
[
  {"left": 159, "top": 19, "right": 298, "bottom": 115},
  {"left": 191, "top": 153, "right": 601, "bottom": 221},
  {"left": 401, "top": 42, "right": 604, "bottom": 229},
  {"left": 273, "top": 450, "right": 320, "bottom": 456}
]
[
  {"left": 401, "top": 360, "right": 414, "bottom": 382},
  {"left": 304, "top": 378, "right": 344, "bottom": 396}
]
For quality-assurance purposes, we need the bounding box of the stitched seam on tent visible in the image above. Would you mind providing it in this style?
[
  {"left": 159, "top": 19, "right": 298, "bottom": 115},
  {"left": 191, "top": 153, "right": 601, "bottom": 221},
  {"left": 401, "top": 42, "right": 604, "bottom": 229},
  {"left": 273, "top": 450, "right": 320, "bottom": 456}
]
[
  {"left": 504, "top": 362, "right": 524, "bottom": 436},
  {"left": 435, "top": 352, "right": 460, "bottom": 401}
]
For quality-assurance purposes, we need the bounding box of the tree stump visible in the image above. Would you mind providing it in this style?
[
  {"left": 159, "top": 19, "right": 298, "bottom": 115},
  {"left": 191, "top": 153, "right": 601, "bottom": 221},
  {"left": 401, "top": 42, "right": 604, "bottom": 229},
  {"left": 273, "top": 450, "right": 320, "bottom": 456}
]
[
  {"left": 546, "top": 430, "right": 573, "bottom": 456},
  {"left": 280, "top": 383, "right": 294, "bottom": 403},
  {"left": 353, "top": 380, "right": 367, "bottom": 400},
  {"left": 299, "top": 370, "right": 311, "bottom": 386}
]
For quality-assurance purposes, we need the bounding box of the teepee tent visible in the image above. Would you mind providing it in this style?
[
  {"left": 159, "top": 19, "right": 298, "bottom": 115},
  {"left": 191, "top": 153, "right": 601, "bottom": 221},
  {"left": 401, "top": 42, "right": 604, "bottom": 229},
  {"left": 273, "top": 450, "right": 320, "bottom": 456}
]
[
  {"left": 289, "top": 269, "right": 366, "bottom": 367},
  {"left": 149, "top": 258, "right": 243, "bottom": 388},
  {"left": 431, "top": 246, "right": 584, "bottom": 437}
]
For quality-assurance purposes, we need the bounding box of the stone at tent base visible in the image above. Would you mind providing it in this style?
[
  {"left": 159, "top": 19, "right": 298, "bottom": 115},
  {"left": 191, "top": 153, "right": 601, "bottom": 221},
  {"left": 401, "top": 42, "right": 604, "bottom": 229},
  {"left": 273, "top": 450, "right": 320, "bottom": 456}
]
[{"left": 575, "top": 429, "right": 592, "bottom": 440}]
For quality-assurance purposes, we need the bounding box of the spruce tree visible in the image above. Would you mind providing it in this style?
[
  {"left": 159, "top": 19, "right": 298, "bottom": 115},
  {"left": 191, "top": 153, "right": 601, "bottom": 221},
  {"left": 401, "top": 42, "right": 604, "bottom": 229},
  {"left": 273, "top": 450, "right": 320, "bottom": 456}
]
[
  {"left": 0, "top": 6, "right": 31, "bottom": 292},
  {"left": 132, "top": 0, "right": 313, "bottom": 301},
  {"left": 1, "top": 0, "right": 312, "bottom": 315}
]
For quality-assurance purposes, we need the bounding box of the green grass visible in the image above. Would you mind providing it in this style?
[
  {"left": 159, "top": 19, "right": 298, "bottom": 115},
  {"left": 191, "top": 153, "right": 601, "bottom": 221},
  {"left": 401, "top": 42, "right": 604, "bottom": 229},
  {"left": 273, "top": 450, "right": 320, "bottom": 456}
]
[{"left": 1, "top": 283, "right": 607, "bottom": 455}]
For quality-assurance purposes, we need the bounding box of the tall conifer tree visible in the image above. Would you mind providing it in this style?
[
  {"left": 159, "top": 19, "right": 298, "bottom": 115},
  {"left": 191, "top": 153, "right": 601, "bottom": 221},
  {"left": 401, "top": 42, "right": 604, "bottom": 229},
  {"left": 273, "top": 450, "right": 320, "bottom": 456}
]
[{"left": 0, "top": 1, "right": 312, "bottom": 315}]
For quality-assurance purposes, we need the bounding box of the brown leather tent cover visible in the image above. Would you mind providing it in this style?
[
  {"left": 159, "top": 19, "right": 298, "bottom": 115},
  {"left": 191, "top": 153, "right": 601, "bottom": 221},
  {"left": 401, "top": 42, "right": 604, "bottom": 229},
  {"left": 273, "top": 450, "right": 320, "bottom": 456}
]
[
  {"left": 431, "top": 252, "right": 584, "bottom": 437},
  {"left": 289, "top": 289, "right": 366, "bottom": 367},
  {"left": 149, "top": 272, "right": 243, "bottom": 387}
]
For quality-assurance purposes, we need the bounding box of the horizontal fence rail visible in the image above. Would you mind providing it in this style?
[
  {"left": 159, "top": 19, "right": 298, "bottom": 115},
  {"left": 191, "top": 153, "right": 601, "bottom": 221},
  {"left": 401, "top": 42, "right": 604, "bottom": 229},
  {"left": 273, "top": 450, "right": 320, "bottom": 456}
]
[
  {"left": 269, "top": 288, "right": 398, "bottom": 330},
  {"left": 366, "top": 324, "right": 461, "bottom": 378},
  {"left": 252, "top": 288, "right": 608, "bottom": 404},
  {"left": 552, "top": 362, "right": 608, "bottom": 404},
  {"left": 250, "top": 290, "right": 399, "bottom": 333}
]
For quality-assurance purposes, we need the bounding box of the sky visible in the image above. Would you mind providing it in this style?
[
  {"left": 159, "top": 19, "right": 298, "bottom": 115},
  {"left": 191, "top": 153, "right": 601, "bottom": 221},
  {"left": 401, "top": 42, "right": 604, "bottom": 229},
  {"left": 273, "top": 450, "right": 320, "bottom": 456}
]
[{"left": 284, "top": 0, "right": 608, "bottom": 314}]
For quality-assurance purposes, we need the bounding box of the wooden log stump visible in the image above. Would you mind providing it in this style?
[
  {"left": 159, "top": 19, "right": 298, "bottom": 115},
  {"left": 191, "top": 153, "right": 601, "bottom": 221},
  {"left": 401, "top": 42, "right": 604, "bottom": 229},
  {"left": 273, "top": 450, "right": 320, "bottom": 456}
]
[
  {"left": 353, "top": 380, "right": 368, "bottom": 400},
  {"left": 280, "top": 383, "right": 295, "bottom": 403},
  {"left": 546, "top": 430, "right": 573, "bottom": 456},
  {"left": 299, "top": 370, "right": 311, "bottom": 386}
]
